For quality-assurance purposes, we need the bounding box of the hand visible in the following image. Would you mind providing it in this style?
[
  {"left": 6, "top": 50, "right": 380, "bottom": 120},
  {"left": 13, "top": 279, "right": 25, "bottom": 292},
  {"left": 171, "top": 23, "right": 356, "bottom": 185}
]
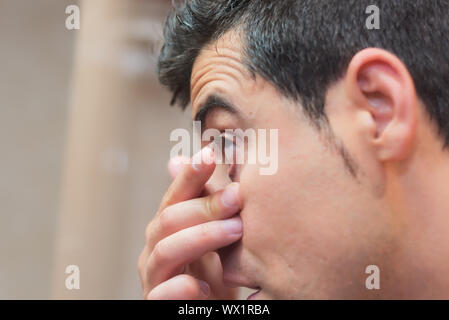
[{"left": 138, "top": 147, "right": 243, "bottom": 299}]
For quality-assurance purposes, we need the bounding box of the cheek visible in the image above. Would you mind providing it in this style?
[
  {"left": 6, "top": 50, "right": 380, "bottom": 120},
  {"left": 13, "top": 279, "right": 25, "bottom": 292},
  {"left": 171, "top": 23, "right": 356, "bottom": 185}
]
[
  {"left": 238, "top": 128, "right": 387, "bottom": 292},
  {"left": 237, "top": 133, "right": 328, "bottom": 263}
]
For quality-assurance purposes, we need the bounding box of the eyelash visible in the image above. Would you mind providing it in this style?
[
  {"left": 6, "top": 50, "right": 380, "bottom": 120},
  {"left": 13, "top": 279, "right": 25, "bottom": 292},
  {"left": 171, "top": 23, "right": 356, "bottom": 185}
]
[{"left": 216, "top": 132, "right": 239, "bottom": 181}]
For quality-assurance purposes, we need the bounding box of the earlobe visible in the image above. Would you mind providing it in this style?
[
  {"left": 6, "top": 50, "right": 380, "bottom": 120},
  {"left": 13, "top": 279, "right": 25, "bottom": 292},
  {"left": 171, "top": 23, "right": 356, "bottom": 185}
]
[{"left": 345, "top": 48, "right": 418, "bottom": 162}]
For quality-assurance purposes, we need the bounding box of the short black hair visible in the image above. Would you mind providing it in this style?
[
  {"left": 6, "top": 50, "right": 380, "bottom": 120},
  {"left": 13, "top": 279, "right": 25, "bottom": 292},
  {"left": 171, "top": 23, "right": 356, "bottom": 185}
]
[{"left": 158, "top": 0, "right": 449, "bottom": 146}]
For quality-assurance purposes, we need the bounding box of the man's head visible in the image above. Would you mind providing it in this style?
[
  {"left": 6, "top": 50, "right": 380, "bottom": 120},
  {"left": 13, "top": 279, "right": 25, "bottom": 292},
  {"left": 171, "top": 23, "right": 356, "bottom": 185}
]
[{"left": 158, "top": 0, "right": 449, "bottom": 298}]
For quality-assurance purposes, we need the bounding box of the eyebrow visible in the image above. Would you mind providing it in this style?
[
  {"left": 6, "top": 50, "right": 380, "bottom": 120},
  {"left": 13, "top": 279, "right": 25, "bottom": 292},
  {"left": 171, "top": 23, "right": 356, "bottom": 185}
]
[{"left": 194, "top": 95, "right": 239, "bottom": 130}]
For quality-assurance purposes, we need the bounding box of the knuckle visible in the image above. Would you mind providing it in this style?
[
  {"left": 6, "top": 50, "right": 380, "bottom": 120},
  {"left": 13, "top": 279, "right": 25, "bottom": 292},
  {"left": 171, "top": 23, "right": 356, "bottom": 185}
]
[
  {"left": 145, "top": 220, "right": 155, "bottom": 243},
  {"left": 197, "top": 223, "right": 212, "bottom": 241},
  {"left": 202, "top": 196, "right": 214, "bottom": 220},
  {"left": 160, "top": 186, "right": 176, "bottom": 208},
  {"left": 137, "top": 249, "right": 148, "bottom": 277},
  {"left": 158, "top": 207, "right": 172, "bottom": 231},
  {"left": 159, "top": 193, "right": 170, "bottom": 208},
  {"left": 151, "top": 241, "right": 169, "bottom": 265},
  {"left": 145, "top": 217, "right": 162, "bottom": 246},
  {"left": 137, "top": 252, "right": 145, "bottom": 275}
]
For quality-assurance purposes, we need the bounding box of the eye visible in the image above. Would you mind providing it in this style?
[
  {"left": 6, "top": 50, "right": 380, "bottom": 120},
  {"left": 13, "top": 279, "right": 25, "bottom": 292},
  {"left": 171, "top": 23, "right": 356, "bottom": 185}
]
[
  {"left": 223, "top": 135, "right": 236, "bottom": 164},
  {"left": 217, "top": 132, "right": 240, "bottom": 181}
]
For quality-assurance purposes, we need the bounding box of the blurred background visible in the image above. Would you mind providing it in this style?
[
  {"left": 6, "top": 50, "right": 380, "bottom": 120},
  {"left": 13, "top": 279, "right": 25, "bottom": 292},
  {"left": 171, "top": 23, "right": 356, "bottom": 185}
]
[{"left": 0, "top": 0, "right": 195, "bottom": 299}]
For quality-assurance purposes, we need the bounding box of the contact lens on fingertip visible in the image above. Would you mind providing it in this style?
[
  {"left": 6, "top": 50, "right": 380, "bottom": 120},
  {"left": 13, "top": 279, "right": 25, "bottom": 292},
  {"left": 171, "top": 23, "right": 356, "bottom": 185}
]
[{"left": 192, "top": 146, "right": 215, "bottom": 171}]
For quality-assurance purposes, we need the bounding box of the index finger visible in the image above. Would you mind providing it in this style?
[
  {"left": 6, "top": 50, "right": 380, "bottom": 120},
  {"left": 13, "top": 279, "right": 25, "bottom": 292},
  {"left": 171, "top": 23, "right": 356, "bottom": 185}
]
[{"left": 158, "top": 146, "right": 215, "bottom": 213}]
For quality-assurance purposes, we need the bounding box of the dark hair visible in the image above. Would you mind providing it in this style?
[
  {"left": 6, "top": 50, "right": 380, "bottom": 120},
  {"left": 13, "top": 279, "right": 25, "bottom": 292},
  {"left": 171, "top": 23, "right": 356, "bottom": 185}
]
[{"left": 158, "top": 0, "right": 449, "bottom": 146}]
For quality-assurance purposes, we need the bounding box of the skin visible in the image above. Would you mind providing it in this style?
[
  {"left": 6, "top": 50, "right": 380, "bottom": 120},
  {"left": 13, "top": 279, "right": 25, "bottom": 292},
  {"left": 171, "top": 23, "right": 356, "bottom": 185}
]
[{"left": 138, "top": 30, "right": 449, "bottom": 299}]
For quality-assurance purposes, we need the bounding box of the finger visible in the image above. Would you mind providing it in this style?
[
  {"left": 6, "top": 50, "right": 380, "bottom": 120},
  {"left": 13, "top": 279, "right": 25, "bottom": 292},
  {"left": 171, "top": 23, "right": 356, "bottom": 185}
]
[
  {"left": 157, "top": 183, "right": 240, "bottom": 240},
  {"left": 159, "top": 146, "right": 215, "bottom": 212},
  {"left": 147, "top": 217, "right": 243, "bottom": 289},
  {"left": 143, "top": 183, "right": 240, "bottom": 293},
  {"left": 138, "top": 247, "right": 149, "bottom": 288},
  {"left": 167, "top": 156, "right": 190, "bottom": 179},
  {"left": 202, "top": 163, "right": 233, "bottom": 196},
  {"left": 146, "top": 274, "right": 210, "bottom": 300}
]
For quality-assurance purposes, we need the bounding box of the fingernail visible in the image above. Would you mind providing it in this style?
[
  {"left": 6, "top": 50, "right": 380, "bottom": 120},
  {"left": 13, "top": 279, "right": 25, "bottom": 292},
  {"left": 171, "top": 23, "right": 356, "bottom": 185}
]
[
  {"left": 192, "top": 146, "right": 214, "bottom": 171},
  {"left": 198, "top": 280, "right": 210, "bottom": 296},
  {"left": 221, "top": 218, "right": 243, "bottom": 235},
  {"left": 221, "top": 183, "right": 240, "bottom": 208}
]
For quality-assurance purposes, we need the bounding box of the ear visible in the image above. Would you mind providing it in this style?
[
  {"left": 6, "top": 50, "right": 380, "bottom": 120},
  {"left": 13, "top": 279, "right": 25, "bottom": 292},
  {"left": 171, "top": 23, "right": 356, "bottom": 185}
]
[{"left": 344, "top": 48, "right": 418, "bottom": 161}]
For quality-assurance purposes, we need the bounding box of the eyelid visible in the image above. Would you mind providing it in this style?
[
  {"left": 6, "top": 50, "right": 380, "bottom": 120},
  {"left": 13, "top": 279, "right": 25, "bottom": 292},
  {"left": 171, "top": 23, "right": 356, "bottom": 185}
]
[
  {"left": 219, "top": 131, "right": 244, "bottom": 157},
  {"left": 218, "top": 132, "right": 236, "bottom": 161},
  {"left": 211, "top": 131, "right": 244, "bottom": 182},
  {"left": 219, "top": 130, "right": 243, "bottom": 143},
  {"left": 207, "top": 131, "right": 235, "bottom": 164},
  {"left": 220, "top": 131, "right": 236, "bottom": 141},
  {"left": 219, "top": 133, "right": 238, "bottom": 180}
]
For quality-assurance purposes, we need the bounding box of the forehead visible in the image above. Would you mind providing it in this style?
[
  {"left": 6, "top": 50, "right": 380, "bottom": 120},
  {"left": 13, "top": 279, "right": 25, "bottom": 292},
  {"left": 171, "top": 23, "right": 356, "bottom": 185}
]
[{"left": 190, "top": 31, "right": 255, "bottom": 116}]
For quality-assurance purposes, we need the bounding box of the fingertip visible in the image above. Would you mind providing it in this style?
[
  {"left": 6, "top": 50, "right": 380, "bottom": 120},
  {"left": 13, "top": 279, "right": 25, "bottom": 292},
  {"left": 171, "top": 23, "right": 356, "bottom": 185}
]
[
  {"left": 168, "top": 156, "right": 189, "bottom": 179},
  {"left": 191, "top": 146, "right": 215, "bottom": 172},
  {"left": 221, "top": 182, "right": 241, "bottom": 209},
  {"left": 220, "top": 217, "right": 243, "bottom": 236}
]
